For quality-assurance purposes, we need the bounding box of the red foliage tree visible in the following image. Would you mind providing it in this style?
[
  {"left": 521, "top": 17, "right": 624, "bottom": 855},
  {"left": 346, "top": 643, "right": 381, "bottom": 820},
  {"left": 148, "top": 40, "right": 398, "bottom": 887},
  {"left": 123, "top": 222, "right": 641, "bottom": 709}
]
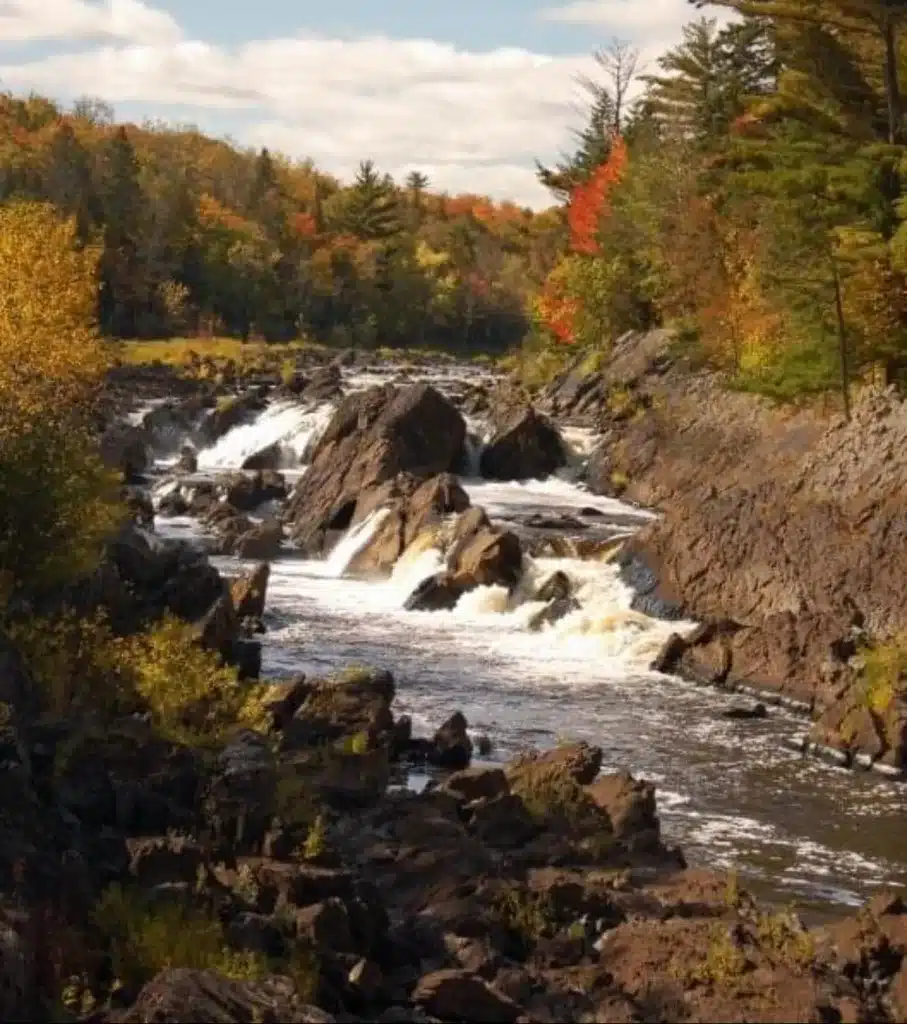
[{"left": 567, "top": 135, "right": 628, "bottom": 255}]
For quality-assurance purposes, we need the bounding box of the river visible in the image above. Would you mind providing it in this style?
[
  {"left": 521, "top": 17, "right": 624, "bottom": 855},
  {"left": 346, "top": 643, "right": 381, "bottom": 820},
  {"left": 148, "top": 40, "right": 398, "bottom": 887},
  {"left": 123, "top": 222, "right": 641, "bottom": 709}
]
[{"left": 151, "top": 361, "right": 907, "bottom": 920}]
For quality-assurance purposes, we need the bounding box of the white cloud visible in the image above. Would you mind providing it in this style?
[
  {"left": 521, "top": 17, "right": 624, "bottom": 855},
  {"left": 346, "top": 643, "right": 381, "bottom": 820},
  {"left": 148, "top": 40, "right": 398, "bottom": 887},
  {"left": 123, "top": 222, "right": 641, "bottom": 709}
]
[
  {"left": 0, "top": 1, "right": 707, "bottom": 206},
  {"left": 0, "top": 0, "right": 182, "bottom": 44},
  {"left": 538, "top": 0, "right": 723, "bottom": 37}
]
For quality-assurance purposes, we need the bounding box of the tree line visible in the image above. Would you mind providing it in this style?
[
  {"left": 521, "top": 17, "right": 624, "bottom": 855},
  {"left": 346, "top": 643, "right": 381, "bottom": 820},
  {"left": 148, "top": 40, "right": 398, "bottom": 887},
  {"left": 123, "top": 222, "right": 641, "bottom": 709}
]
[
  {"left": 531, "top": 1, "right": 907, "bottom": 412},
  {"left": 0, "top": 93, "right": 565, "bottom": 352}
]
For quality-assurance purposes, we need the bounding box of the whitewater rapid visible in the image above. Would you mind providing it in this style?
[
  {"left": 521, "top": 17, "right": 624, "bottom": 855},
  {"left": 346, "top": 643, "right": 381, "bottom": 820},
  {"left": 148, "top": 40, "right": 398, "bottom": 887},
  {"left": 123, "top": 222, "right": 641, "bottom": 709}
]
[{"left": 152, "top": 367, "right": 907, "bottom": 917}]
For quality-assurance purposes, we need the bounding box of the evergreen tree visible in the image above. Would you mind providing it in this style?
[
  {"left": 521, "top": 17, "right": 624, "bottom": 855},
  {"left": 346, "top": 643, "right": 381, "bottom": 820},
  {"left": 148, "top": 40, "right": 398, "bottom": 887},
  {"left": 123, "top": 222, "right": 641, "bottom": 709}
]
[
  {"left": 695, "top": 0, "right": 907, "bottom": 142},
  {"left": 641, "top": 17, "right": 775, "bottom": 144},
  {"left": 334, "top": 160, "right": 403, "bottom": 240},
  {"left": 405, "top": 170, "right": 429, "bottom": 226},
  {"left": 726, "top": 120, "right": 890, "bottom": 413},
  {"left": 45, "top": 121, "right": 97, "bottom": 239},
  {"left": 97, "top": 126, "right": 145, "bottom": 336}
]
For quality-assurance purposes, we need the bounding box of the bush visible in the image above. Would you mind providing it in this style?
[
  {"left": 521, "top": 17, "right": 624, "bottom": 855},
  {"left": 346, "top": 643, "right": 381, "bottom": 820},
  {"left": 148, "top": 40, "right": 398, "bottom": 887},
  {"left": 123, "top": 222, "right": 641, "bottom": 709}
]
[
  {"left": 859, "top": 636, "right": 907, "bottom": 714},
  {"left": 118, "top": 615, "right": 271, "bottom": 746},
  {"left": 93, "top": 883, "right": 272, "bottom": 989},
  {"left": 5, "top": 610, "right": 132, "bottom": 716},
  {"left": 9, "top": 611, "right": 270, "bottom": 743}
]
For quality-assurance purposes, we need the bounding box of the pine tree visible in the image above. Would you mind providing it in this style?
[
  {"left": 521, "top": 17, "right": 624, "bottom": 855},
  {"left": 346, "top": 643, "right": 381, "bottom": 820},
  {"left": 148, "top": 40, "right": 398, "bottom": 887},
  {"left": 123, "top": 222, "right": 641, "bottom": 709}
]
[
  {"left": 44, "top": 121, "right": 97, "bottom": 239},
  {"left": 694, "top": 0, "right": 907, "bottom": 142},
  {"left": 641, "top": 17, "right": 775, "bottom": 144},
  {"left": 726, "top": 120, "right": 889, "bottom": 414},
  {"left": 97, "top": 126, "right": 145, "bottom": 336},
  {"left": 336, "top": 160, "right": 403, "bottom": 240},
  {"left": 405, "top": 170, "right": 429, "bottom": 226}
]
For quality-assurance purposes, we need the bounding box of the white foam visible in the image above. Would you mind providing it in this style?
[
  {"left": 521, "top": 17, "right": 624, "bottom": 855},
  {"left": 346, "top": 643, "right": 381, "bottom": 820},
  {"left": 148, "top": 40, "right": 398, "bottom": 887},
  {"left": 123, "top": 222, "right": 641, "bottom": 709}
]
[
  {"left": 318, "top": 508, "right": 391, "bottom": 578},
  {"left": 196, "top": 401, "right": 334, "bottom": 472}
]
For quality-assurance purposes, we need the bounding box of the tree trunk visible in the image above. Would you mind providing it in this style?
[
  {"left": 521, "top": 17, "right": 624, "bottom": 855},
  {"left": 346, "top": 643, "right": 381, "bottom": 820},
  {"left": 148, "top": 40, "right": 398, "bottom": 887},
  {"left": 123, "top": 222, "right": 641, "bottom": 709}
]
[{"left": 831, "top": 257, "right": 851, "bottom": 421}]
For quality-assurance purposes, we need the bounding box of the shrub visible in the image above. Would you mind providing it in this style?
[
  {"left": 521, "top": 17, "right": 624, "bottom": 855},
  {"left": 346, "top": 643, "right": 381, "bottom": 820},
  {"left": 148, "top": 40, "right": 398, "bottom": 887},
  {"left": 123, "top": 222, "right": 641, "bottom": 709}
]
[
  {"left": 859, "top": 636, "right": 906, "bottom": 714},
  {"left": 94, "top": 882, "right": 320, "bottom": 1000},
  {"left": 117, "top": 614, "right": 271, "bottom": 746},
  {"left": 93, "top": 883, "right": 271, "bottom": 989},
  {"left": 5, "top": 610, "right": 132, "bottom": 716},
  {"left": 9, "top": 611, "right": 270, "bottom": 743}
]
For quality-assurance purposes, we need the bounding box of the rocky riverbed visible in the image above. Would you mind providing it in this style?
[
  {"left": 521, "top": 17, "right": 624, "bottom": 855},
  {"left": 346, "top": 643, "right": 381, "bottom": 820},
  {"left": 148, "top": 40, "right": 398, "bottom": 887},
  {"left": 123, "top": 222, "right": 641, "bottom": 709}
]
[{"left": 4, "top": 342, "right": 906, "bottom": 1022}]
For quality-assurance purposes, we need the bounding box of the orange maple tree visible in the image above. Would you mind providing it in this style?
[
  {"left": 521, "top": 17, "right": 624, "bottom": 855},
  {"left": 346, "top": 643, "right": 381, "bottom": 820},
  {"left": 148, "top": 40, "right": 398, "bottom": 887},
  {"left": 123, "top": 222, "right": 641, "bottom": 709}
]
[
  {"left": 537, "top": 134, "right": 628, "bottom": 343},
  {"left": 567, "top": 135, "right": 627, "bottom": 255}
]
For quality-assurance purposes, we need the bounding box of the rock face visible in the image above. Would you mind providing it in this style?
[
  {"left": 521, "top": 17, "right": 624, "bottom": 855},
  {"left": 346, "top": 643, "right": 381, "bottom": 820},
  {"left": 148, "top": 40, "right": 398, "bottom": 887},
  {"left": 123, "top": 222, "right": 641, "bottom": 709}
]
[
  {"left": 546, "top": 329, "right": 907, "bottom": 769},
  {"left": 284, "top": 383, "right": 466, "bottom": 555},
  {"left": 479, "top": 405, "right": 566, "bottom": 481}
]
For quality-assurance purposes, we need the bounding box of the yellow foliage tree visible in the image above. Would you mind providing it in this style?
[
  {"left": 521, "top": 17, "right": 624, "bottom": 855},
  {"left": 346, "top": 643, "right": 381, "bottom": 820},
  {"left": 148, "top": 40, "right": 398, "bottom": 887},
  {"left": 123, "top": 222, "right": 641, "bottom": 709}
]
[{"left": 0, "top": 201, "right": 123, "bottom": 605}]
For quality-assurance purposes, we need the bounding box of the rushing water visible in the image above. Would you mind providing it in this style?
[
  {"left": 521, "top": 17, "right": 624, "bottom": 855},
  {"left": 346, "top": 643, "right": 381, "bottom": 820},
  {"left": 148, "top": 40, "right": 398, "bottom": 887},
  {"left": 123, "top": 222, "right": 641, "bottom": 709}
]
[{"left": 152, "top": 365, "right": 907, "bottom": 919}]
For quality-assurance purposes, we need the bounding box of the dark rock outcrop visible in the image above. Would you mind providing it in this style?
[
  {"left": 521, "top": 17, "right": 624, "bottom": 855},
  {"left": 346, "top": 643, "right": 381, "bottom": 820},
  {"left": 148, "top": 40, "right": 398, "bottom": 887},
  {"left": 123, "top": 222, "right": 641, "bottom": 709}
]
[
  {"left": 284, "top": 383, "right": 466, "bottom": 555},
  {"left": 100, "top": 424, "right": 150, "bottom": 482},
  {"left": 479, "top": 405, "right": 566, "bottom": 481}
]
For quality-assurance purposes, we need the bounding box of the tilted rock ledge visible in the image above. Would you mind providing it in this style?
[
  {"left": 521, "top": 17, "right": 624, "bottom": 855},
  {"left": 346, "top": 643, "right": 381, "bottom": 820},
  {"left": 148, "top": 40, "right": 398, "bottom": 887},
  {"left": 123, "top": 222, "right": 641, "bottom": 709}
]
[{"left": 539, "top": 329, "right": 907, "bottom": 772}]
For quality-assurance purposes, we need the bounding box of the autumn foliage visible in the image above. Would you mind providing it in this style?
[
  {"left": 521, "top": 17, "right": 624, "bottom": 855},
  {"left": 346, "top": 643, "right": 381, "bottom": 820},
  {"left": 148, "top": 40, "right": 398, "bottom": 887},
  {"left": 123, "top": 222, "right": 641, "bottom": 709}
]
[
  {"left": 535, "top": 136, "right": 628, "bottom": 344},
  {"left": 567, "top": 135, "right": 627, "bottom": 255},
  {"left": 0, "top": 202, "right": 122, "bottom": 605}
]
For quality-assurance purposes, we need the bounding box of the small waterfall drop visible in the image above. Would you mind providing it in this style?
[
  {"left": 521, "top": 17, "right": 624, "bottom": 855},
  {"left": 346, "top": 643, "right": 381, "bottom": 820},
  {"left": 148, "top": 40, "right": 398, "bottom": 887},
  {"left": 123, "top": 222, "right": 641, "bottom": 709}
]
[
  {"left": 197, "top": 401, "right": 334, "bottom": 472},
  {"left": 320, "top": 509, "right": 391, "bottom": 577}
]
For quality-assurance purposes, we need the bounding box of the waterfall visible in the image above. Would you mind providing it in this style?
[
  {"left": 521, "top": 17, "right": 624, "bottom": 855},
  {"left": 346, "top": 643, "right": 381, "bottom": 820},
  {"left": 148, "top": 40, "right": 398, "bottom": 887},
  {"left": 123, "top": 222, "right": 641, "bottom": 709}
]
[
  {"left": 320, "top": 508, "right": 391, "bottom": 577},
  {"left": 196, "top": 401, "right": 335, "bottom": 472}
]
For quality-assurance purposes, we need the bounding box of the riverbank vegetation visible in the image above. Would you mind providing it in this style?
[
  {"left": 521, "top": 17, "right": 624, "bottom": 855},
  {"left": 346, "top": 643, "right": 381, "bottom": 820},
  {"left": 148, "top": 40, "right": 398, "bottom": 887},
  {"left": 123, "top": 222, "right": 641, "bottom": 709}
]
[{"left": 527, "top": 3, "right": 907, "bottom": 413}]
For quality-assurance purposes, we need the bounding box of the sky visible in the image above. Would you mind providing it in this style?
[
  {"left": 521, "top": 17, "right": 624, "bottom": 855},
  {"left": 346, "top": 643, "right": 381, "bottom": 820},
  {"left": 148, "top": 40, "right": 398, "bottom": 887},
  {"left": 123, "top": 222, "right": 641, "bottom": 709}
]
[{"left": 0, "top": 0, "right": 719, "bottom": 208}]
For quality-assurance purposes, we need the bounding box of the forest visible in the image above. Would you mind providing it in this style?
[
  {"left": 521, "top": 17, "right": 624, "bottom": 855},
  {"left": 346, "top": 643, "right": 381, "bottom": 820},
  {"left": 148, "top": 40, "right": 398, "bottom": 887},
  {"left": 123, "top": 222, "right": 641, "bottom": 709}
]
[
  {"left": 0, "top": 92, "right": 564, "bottom": 353},
  {"left": 529, "top": 0, "right": 907, "bottom": 412}
]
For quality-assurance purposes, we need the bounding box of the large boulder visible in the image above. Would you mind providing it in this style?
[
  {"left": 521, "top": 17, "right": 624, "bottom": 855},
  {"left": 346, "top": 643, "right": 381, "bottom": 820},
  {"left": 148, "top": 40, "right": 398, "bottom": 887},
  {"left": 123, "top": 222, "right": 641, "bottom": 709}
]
[
  {"left": 302, "top": 364, "right": 343, "bottom": 403},
  {"left": 230, "top": 562, "right": 270, "bottom": 621},
  {"left": 220, "top": 470, "right": 287, "bottom": 511},
  {"left": 479, "top": 405, "right": 566, "bottom": 481},
  {"left": 241, "top": 441, "right": 282, "bottom": 470},
  {"left": 447, "top": 508, "right": 523, "bottom": 591},
  {"left": 284, "top": 383, "right": 466, "bottom": 555},
  {"left": 227, "top": 520, "right": 284, "bottom": 560},
  {"left": 402, "top": 506, "right": 524, "bottom": 610},
  {"left": 107, "top": 968, "right": 335, "bottom": 1023},
  {"left": 95, "top": 524, "right": 225, "bottom": 629},
  {"left": 143, "top": 396, "right": 210, "bottom": 454}
]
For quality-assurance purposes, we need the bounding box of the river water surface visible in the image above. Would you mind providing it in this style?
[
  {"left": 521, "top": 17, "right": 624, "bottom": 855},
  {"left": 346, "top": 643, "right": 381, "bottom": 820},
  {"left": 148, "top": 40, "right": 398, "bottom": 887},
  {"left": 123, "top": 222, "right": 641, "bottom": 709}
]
[{"left": 153, "top": 363, "right": 907, "bottom": 918}]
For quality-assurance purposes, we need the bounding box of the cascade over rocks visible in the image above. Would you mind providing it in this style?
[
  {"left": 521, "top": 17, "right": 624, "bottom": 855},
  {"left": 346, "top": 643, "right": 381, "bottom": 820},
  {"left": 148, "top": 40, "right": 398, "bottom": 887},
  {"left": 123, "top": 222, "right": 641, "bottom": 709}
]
[
  {"left": 197, "top": 391, "right": 266, "bottom": 444},
  {"left": 402, "top": 507, "right": 524, "bottom": 612},
  {"left": 346, "top": 473, "right": 470, "bottom": 575},
  {"left": 284, "top": 383, "right": 466, "bottom": 555}
]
